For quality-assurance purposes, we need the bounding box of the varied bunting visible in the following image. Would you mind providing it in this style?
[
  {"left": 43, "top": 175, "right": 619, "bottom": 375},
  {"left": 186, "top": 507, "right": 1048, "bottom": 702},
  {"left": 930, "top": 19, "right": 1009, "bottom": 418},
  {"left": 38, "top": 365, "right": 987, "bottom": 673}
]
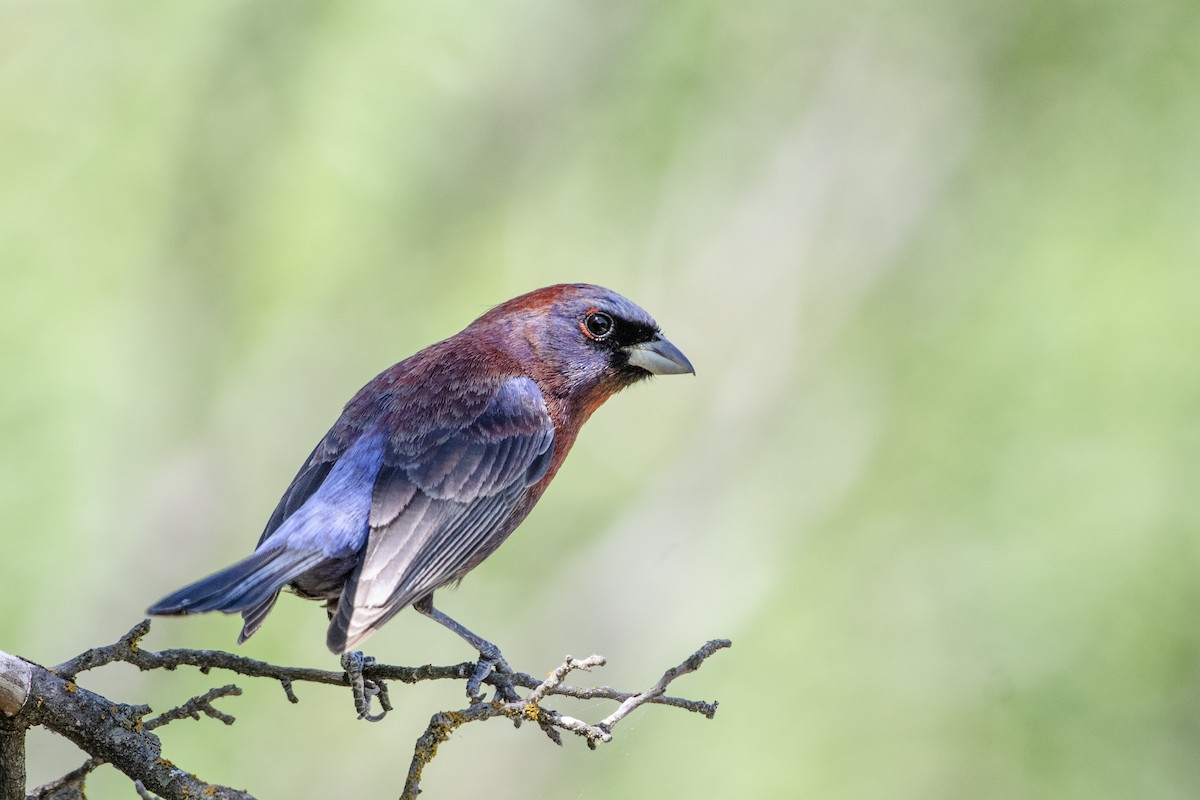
[{"left": 148, "top": 284, "right": 693, "bottom": 711}]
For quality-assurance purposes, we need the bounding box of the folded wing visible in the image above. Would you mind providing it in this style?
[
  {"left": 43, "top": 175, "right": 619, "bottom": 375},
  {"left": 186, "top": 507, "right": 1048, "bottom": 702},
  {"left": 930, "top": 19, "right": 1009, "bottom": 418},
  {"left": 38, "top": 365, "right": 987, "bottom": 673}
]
[{"left": 327, "top": 376, "right": 555, "bottom": 653}]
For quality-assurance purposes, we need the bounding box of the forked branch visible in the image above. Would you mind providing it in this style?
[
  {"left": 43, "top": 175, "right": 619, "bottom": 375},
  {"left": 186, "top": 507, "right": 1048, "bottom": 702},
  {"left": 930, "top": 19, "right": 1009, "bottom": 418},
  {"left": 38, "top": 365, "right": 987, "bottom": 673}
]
[{"left": 0, "top": 620, "right": 729, "bottom": 800}]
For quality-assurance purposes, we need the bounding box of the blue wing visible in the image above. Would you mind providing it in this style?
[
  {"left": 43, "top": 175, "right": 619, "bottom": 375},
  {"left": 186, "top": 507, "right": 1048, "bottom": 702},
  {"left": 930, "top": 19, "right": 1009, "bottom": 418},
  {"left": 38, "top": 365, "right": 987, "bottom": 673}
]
[{"left": 326, "top": 376, "right": 555, "bottom": 653}]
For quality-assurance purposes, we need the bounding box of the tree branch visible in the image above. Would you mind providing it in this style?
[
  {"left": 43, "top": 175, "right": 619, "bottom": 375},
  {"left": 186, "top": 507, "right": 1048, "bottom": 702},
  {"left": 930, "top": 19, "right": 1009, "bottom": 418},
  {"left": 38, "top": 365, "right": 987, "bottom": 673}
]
[
  {"left": 400, "top": 639, "right": 730, "bottom": 799},
  {"left": 2, "top": 643, "right": 253, "bottom": 800},
  {"left": 0, "top": 620, "right": 729, "bottom": 799},
  {"left": 0, "top": 717, "right": 26, "bottom": 800}
]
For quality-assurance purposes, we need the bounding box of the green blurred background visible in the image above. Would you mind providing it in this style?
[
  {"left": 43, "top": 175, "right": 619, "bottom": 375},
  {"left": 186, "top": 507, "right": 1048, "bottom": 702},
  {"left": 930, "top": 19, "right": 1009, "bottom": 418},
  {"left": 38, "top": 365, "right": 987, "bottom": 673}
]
[{"left": 3, "top": 0, "right": 1198, "bottom": 797}]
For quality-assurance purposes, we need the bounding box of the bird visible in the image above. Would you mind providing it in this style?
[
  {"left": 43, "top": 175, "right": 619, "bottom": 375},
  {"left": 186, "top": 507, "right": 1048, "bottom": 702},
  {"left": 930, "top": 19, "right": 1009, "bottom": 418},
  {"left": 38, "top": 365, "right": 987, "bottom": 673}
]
[{"left": 147, "top": 283, "right": 693, "bottom": 716}]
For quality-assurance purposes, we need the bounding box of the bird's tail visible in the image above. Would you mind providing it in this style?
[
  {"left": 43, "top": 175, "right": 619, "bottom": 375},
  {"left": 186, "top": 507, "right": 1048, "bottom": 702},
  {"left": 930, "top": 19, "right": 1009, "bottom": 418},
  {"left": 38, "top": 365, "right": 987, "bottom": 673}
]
[{"left": 146, "top": 546, "right": 327, "bottom": 632}]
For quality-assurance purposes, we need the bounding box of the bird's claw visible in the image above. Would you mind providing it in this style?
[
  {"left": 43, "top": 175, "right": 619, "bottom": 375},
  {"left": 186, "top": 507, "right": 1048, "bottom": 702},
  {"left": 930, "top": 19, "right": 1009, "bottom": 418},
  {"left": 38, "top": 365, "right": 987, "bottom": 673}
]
[
  {"left": 341, "top": 651, "right": 392, "bottom": 722},
  {"left": 466, "top": 646, "right": 518, "bottom": 703}
]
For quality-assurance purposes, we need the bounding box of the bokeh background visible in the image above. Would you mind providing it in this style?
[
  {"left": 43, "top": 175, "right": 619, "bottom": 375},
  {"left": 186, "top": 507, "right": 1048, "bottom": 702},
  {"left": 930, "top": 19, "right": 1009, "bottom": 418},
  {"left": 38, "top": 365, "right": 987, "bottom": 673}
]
[{"left": 3, "top": 0, "right": 1198, "bottom": 797}]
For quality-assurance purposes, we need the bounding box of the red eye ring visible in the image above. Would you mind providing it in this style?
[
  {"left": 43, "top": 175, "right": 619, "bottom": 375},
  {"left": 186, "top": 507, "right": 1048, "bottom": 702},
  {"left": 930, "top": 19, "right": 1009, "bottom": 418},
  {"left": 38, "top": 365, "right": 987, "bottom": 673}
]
[{"left": 581, "top": 310, "right": 615, "bottom": 340}]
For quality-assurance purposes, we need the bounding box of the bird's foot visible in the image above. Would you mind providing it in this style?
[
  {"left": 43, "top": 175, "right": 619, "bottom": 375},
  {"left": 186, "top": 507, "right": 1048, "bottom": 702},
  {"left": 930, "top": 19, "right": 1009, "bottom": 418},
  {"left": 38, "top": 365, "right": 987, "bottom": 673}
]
[
  {"left": 410, "top": 596, "right": 520, "bottom": 703},
  {"left": 467, "top": 642, "right": 519, "bottom": 703},
  {"left": 340, "top": 650, "right": 392, "bottom": 722}
]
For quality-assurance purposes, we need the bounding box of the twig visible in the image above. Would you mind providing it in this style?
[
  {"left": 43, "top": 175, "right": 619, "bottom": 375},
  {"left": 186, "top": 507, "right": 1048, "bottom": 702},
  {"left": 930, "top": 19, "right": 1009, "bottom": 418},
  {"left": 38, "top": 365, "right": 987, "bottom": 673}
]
[
  {"left": 524, "top": 654, "right": 606, "bottom": 706},
  {"left": 134, "top": 781, "right": 162, "bottom": 800},
  {"left": 143, "top": 684, "right": 242, "bottom": 729},
  {"left": 399, "top": 639, "right": 731, "bottom": 799},
  {"left": 54, "top": 620, "right": 477, "bottom": 705},
  {"left": 23, "top": 681, "right": 248, "bottom": 800},
  {"left": 597, "top": 638, "right": 729, "bottom": 732},
  {"left": 26, "top": 758, "right": 102, "bottom": 800}
]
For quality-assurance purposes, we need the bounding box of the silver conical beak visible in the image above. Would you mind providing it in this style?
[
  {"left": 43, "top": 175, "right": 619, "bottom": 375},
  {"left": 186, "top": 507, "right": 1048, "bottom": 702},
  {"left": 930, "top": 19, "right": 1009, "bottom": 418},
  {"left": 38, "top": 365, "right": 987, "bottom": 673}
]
[{"left": 624, "top": 334, "right": 695, "bottom": 376}]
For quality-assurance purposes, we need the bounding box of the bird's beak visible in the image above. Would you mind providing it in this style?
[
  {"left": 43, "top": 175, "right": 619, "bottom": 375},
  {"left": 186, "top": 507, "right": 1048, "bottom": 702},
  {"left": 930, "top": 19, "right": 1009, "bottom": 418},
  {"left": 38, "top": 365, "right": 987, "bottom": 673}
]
[{"left": 624, "top": 334, "right": 695, "bottom": 376}]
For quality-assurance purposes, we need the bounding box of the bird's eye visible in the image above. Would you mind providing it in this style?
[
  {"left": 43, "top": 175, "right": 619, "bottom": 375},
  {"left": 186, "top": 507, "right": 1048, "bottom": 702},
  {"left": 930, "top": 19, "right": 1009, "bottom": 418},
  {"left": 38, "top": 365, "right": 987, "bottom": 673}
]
[{"left": 583, "top": 311, "right": 615, "bottom": 340}]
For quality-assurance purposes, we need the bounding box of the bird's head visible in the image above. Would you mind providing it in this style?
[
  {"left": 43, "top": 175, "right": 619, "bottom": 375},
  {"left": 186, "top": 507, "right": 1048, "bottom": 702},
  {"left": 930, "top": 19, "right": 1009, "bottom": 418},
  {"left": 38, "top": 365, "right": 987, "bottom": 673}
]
[{"left": 479, "top": 283, "right": 694, "bottom": 407}]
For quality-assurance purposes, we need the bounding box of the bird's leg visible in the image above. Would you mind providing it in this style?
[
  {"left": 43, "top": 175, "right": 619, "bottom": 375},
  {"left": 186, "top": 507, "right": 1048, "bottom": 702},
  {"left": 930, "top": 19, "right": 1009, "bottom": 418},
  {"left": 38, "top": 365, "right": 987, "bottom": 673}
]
[
  {"left": 413, "top": 595, "right": 519, "bottom": 702},
  {"left": 339, "top": 650, "right": 392, "bottom": 722}
]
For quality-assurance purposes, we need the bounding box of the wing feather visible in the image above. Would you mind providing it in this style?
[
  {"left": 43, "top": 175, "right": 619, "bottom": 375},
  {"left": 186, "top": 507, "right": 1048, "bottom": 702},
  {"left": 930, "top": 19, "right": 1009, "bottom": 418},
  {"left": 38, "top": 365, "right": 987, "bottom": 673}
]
[{"left": 327, "top": 376, "right": 554, "bottom": 652}]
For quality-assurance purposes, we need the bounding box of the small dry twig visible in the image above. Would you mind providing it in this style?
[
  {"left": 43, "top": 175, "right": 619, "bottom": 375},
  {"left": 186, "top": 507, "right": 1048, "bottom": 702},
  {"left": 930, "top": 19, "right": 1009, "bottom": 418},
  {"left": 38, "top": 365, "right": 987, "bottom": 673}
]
[{"left": 400, "top": 639, "right": 730, "bottom": 799}]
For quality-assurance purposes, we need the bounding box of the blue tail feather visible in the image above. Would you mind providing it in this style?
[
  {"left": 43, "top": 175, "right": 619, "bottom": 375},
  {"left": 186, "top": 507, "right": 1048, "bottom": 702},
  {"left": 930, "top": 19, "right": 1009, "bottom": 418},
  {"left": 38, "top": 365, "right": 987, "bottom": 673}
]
[{"left": 147, "top": 547, "right": 326, "bottom": 619}]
